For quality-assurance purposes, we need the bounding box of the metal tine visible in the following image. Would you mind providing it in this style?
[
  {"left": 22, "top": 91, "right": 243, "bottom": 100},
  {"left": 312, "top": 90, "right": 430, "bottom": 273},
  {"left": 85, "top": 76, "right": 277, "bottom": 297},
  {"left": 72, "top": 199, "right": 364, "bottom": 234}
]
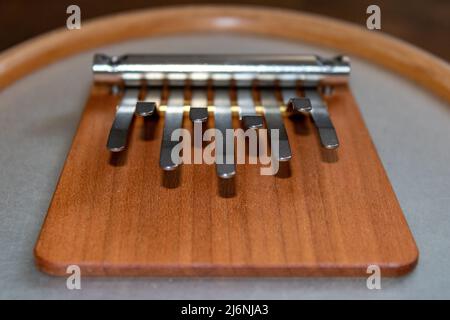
[
  {"left": 259, "top": 87, "right": 292, "bottom": 161},
  {"left": 107, "top": 88, "right": 140, "bottom": 152},
  {"left": 189, "top": 87, "right": 209, "bottom": 123},
  {"left": 159, "top": 86, "right": 186, "bottom": 171},
  {"left": 281, "top": 88, "right": 312, "bottom": 113},
  {"left": 236, "top": 86, "right": 263, "bottom": 129},
  {"left": 213, "top": 87, "right": 236, "bottom": 179},
  {"left": 135, "top": 86, "right": 162, "bottom": 116},
  {"left": 304, "top": 88, "right": 339, "bottom": 149}
]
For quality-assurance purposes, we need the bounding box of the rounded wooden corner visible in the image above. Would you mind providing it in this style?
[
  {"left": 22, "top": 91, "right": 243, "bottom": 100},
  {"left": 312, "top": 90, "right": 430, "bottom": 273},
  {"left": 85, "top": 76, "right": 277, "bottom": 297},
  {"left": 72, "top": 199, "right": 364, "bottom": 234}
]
[
  {"left": 389, "top": 246, "right": 419, "bottom": 277},
  {"left": 34, "top": 243, "right": 69, "bottom": 276}
]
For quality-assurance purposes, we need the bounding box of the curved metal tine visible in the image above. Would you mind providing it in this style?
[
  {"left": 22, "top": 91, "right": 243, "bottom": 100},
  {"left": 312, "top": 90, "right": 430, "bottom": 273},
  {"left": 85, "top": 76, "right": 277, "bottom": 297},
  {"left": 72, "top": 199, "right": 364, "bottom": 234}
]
[
  {"left": 304, "top": 88, "right": 339, "bottom": 149},
  {"left": 281, "top": 88, "right": 312, "bottom": 113},
  {"left": 236, "top": 87, "right": 263, "bottom": 129},
  {"left": 213, "top": 88, "right": 236, "bottom": 179},
  {"left": 259, "top": 88, "right": 292, "bottom": 161},
  {"left": 189, "top": 88, "right": 209, "bottom": 123},
  {"left": 135, "top": 86, "right": 162, "bottom": 117},
  {"left": 159, "top": 87, "right": 185, "bottom": 171},
  {"left": 107, "top": 88, "right": 140, "bottom": 152}
]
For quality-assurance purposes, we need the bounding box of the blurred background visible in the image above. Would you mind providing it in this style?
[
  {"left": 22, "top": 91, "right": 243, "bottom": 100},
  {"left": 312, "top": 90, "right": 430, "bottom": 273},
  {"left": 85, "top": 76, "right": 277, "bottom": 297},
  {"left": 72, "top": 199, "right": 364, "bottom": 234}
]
[{"left": 0, "top": 0, "right": 448, "bottom": 60}]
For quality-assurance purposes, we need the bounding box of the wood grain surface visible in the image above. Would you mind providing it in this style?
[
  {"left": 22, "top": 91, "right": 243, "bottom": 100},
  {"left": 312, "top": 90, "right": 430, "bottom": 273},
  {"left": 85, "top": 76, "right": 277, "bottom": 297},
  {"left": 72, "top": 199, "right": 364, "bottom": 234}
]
[{"left": 34, "top": 85, "right": 418, "bottom": 276}]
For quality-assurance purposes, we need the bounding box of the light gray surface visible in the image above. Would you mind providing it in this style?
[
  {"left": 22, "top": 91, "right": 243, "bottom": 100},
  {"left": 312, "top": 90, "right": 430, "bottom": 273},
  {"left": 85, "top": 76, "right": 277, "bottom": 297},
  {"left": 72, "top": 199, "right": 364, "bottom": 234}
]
[{"left": 0, "top": 34, "right": 449, "bottom": 299}]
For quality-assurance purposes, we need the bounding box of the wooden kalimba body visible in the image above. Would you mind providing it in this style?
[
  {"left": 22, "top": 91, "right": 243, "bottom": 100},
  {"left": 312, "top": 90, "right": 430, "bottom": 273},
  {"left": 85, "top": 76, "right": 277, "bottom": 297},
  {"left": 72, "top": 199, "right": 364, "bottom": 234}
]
[{"left": 33, "top": 52, "right": 418, "bottom": 276}]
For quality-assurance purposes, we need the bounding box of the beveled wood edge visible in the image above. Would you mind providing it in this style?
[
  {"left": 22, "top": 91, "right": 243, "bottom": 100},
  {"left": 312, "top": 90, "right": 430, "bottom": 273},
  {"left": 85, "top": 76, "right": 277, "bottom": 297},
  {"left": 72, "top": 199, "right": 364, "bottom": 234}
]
[
  {"left": 35, "top": 248, "right": 418, "bottom": 277},
  {"left": 0, "top": 5, "right": 449, "bottom": 103}
]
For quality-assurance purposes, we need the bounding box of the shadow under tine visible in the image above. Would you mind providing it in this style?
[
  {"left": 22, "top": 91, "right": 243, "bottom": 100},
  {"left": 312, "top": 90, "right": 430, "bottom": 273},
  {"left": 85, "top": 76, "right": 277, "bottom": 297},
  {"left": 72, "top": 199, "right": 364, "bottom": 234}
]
[
  {"left": 218, "top": 176, "right": 236, "bottom": 198},
  {"left": 321, "top": 148, "right": 339, "bottom": 163},
  {"left": 109, "top": 150, "right": 128, "bottom": 167},
  {"left": 276, "top": 161, "right": 292, "bottom": 179},
  {"left": 288, "top": 113, "right": 310, "bottom": 136},
  {"left": 141, "top": 114, "right": 159, "bottom": 141},
  {"left": 161, "top": 168, "right": 181, "bottom": 189}
]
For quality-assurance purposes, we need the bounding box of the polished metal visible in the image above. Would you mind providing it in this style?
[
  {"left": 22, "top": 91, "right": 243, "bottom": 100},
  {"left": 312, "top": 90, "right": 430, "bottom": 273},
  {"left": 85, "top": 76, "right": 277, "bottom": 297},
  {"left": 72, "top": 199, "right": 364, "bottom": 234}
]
[
  {"left": 93, "top": 54, "right": 350, "bottom": 87},
  {"left": 281, "top": 88, "right": 311, "bottom": 112},
  {"left": 135, "top": 86, "right": 162, "bottom": 116},
  {"left": 101, "top": 54, "right": 346, "bottom": 167},
  {"left": 287, "top": 97, "right": 312, "bottom": 113},
  {"left": 107, "top": 88, "right": 140, "bottom": 152},
  {"left": 259, "top": 89, "right": 292, "bottom": 161},
  {"left": 236, "top": 88, "right": 263, "bottom": 129},
  {"left": 213, "top": 88, "right": 236, "bottom": 179},
  {"left": 135, "top": 101, "right": 156, "bottom": 117},
  {"left": 160, "top": 88, "right": 185, "bottom": 170},
  {"left": 304, "top": 88, "right": 339, "bottom": 149},
  {"left": 189, "top": 88, "right": 209, "bottom": 123}
]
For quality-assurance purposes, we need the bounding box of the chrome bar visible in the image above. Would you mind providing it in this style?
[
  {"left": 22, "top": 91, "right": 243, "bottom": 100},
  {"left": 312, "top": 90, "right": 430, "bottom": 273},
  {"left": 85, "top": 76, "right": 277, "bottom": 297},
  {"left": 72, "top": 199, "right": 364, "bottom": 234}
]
[{"left": 93, "top": 54, "right": 350, "bottom": 86}]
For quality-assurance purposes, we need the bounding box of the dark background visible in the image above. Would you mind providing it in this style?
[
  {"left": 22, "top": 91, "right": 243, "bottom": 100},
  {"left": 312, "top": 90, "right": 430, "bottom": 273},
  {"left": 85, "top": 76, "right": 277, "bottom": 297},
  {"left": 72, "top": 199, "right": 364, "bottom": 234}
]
[{"left": 0, "top": 0, "right": 449, "bottom": 60}]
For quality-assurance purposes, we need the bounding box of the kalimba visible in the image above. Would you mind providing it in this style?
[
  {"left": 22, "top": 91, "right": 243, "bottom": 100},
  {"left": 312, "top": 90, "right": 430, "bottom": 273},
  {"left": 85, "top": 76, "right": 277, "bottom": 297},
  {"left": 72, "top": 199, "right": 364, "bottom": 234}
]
[
  {"left": 23, "top": 7, "right": 434, "bottom": 278},
  {"left": 32, "top": 52, "right": 418, "bottom": 277}
]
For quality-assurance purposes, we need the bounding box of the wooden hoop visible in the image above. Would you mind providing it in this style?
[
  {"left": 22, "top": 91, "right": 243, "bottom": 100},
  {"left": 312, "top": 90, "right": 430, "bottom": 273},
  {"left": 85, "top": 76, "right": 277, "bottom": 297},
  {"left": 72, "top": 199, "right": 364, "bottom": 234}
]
[{"left": 0, "top": 5, "right": 449, "bottom": 102}]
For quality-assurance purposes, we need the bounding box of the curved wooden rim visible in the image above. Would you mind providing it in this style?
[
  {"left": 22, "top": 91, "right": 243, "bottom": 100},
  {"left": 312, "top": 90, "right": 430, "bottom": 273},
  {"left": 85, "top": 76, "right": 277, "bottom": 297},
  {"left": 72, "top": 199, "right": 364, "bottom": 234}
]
[{"left": 0, "top": 5, "right": 449, "bottom": 102}]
